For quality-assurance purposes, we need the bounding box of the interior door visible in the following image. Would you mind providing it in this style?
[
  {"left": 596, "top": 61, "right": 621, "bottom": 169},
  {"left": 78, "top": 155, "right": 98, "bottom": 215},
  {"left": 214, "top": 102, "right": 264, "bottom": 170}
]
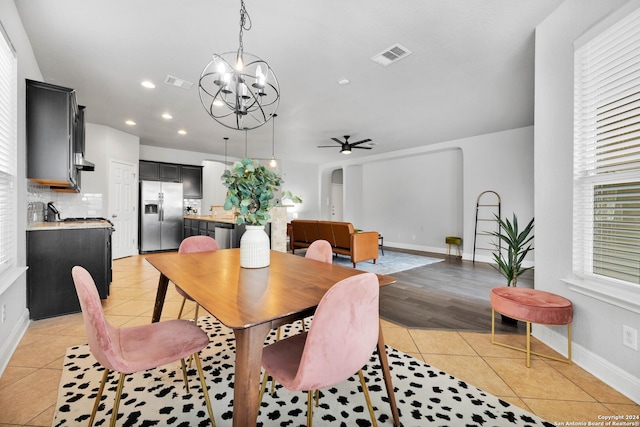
[
  {"left": 331, "top": 183, "right": 343, "bottom": 221},
  {"left": 109, "top": 160, "right": 137, "bottom": 259}
]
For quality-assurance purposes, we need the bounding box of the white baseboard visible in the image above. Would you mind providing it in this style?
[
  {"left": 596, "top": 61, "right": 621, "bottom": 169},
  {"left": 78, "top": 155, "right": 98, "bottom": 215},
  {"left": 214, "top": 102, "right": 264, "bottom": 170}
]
[
  {"left": 534, "top": 325, "right": 640, "bottom": 405},
  {"left": 0, "top": 309, "right": 30, "bottom": 377}
]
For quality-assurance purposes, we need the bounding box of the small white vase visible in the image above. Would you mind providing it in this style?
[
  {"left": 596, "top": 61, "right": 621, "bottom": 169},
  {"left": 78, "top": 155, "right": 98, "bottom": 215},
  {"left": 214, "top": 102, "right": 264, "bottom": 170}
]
[{"left": 240, "top": 225, "right": 270, "bottom": 268}]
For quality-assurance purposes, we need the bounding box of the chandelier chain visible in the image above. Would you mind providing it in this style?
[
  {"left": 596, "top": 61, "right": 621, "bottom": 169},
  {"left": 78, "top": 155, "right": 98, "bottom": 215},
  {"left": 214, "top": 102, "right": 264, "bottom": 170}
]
[{"left": 238, "top": 0, "right": 252, "bottom": 57}]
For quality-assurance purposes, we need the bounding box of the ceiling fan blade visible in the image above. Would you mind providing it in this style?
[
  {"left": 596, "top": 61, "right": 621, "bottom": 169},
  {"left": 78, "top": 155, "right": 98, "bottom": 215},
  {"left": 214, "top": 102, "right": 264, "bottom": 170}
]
[
  {"left": 352, "top": 146, "right": 372, "bottom": 149},
  {"left": 331, "top": 138, "right": 343, "bottom": 144},
  {"left": 317, "top": 145, "right": 338, "bottom": 148},
  {"left": 350, "top": 138, "right": 372, "bottom": 146}
]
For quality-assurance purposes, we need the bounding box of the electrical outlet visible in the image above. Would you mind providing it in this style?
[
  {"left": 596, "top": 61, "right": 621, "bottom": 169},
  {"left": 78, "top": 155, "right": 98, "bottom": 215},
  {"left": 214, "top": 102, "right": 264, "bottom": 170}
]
[{"left": 623, "top": 325, "right": 638, "bottom": 350}]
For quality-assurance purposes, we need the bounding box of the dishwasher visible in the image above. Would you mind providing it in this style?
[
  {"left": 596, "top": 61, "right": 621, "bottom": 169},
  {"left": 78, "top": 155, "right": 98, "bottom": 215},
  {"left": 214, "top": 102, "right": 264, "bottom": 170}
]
[{"left": 214, "top": 224, "right": 233, "bottom": 249}]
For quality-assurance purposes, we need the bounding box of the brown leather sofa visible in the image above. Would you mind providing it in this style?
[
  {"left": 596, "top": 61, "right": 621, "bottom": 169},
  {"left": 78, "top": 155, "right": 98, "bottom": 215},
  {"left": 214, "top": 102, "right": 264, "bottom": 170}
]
[{"left": 290, "top": 220, "right": 379, "bottom": 267}]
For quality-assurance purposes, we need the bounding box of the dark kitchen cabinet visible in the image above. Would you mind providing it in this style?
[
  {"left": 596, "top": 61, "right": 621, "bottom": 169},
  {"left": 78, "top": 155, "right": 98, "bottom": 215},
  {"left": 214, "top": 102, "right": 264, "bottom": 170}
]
[
  {"left": 26, "top": 79, "right": 80, "bottom": 191},
  {"left": 139, "top": 161, "right": 160, "bottom": 181},
  {"left": 160, "top": 163, "right": 181, "bottom": 182},
  {"left": 181, "top": 165, "right": 203, "bottom": 198},
  {"left": 27, "top": 227, "right": 113, "bottom": 320},
  {"left": 139, "top": 161, "right": 203, "bottom": 198}
]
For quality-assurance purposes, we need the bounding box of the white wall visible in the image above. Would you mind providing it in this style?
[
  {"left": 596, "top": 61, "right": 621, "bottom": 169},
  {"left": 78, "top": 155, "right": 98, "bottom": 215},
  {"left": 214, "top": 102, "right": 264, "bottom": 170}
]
[
  {"left": 535, "top": 0, "right": 640, "bottom": 402},
  {"left": 202, "top": 160, "right": 227, "bottom": 212},
  {"left": 320, "top": 126, "right": 534, "bottom": 260},
  {"left": 0, "top": 0, "right": 43, "bottom": 376},
  {"left": 84, "top": 124, "right": 140, "bottom": 196}
]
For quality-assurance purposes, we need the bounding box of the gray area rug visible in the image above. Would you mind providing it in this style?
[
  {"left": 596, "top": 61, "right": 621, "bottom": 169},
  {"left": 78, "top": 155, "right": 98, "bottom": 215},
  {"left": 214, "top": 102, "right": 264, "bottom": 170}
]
[
  {"left": 319, "top": 249, "right": 442, "bottom": 275},
  {"left": 53, "top": 316, "right": 552, "bottom": 427}
]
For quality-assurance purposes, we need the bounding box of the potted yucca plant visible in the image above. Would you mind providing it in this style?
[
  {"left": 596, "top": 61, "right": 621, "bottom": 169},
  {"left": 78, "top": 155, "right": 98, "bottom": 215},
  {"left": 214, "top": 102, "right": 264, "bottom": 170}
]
[
  {"left": 490, "top": 213, "right": 534, "bottom": 324},
  {"left": 490, "top": 213, "right": 534, "bottom": 287}
]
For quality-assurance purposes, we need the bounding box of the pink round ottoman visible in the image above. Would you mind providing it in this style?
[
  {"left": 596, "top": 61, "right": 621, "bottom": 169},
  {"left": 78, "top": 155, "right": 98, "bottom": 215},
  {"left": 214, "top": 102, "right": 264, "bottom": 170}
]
[{"left": 490, "top": 287, "right": 573, "bottom": 367}]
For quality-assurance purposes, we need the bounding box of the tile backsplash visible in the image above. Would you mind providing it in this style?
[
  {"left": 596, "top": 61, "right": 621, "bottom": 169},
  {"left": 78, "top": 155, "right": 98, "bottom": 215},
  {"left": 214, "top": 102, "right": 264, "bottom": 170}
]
[{"left": 27, "top": 182, "right": 103, "bottom": 223}]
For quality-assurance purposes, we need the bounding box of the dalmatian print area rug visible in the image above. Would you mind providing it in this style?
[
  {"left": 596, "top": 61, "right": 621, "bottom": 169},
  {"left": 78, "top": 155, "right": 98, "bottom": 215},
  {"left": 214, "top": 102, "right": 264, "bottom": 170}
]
[{"left": 53, "top": 316, "right": 553, "bottom": 427}]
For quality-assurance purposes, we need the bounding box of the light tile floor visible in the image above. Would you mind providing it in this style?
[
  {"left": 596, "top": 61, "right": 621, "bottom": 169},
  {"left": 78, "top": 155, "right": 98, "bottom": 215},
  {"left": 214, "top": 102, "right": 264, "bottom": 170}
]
[{"left": 0, "top": 255, "right": 638, "bottom": 426}]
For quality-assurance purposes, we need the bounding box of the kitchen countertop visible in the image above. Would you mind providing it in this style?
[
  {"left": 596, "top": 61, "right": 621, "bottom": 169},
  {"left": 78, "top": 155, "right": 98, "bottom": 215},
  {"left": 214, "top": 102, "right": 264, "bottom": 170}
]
[
  {"left": 28, "top": 220, "right": 114, "bottom": 231},
  {"left": 183, "top": 215, "right": 238, "bottom": 224}
]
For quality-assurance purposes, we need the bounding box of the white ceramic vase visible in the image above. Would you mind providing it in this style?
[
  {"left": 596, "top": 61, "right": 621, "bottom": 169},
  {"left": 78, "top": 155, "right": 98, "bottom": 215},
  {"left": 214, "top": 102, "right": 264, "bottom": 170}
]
[{"left": 240, "top": 225, "right": 270, "bottom": 268}]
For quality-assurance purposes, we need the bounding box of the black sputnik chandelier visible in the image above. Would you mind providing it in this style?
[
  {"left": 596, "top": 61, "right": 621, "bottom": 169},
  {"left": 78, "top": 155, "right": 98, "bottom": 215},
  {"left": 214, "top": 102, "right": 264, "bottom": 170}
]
[{"left": 198, "top": 0, "right": 280, "bottom": 130}]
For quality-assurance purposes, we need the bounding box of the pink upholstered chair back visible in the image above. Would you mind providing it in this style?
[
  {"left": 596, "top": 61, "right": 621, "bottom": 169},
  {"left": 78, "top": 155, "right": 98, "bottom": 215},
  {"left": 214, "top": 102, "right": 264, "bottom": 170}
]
[
  {"left": 179, "top": 235, "right": 220, "bottom": 254},
  {"left": 72, "top": 266, "right": 126, "bottom": 373},
  {"left": 305, "top": 239, "right": 333, "bottom": 264},
  {"left": 289, "top": 272, "right": 379, "bottom": 391}
]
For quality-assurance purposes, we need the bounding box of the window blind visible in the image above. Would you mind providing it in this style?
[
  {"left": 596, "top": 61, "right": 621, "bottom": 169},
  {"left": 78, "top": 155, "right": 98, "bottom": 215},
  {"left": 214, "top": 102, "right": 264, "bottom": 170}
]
[
  {"left": 0, "top": 23, "right": 16, "bottom": 276},
  {"left": 574, "top": 7, "right": 640, "bottom": 285}
]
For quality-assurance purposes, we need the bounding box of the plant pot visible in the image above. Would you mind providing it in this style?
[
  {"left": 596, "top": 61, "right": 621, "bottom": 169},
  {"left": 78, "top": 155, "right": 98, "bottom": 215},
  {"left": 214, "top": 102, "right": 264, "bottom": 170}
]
[
  {"left": 501, "top": 314, "right": 518, "bottom": 326},
  {"left": 240, "top": 225, "right": 270, "bottom": 268}
]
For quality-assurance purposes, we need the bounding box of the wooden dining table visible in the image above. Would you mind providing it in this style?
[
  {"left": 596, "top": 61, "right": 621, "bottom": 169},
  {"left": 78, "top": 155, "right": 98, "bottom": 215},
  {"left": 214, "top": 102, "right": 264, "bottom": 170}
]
[{"left": 146, "top": 248, "right": 401, "bottom": 427}]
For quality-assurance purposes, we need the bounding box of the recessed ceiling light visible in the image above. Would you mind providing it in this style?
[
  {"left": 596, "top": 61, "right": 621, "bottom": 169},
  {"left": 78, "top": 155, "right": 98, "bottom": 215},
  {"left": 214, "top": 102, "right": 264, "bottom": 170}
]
[
  {"left": 178, "top": 129, "right": 187, "bottom": 135},
  {"left": 337, "top": 79, "right": 350, "bottom": 85},
  {"left": 141, "top": 80, "right": 155, "bottom": 89},
  {"left": 162, "top": 113, "right": 173, "bottom": 119},
  {"left": 213, "top": 99, "right": 224, "bottom": 107},
  {"left": 125, "top": 120, "right": 136, "bottom": 126}
]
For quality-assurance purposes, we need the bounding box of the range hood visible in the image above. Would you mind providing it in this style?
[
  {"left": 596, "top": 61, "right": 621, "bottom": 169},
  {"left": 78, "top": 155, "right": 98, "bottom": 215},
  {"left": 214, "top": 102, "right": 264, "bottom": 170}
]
[{"left": 75, "top": 153, "right": 95, "bottom": 171}]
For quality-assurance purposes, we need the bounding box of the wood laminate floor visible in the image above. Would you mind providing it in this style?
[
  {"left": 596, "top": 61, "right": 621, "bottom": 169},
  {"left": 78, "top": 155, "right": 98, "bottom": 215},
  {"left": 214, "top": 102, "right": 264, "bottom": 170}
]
[{"left": 379, "top": 249, "right": 532, "bottom": 333}]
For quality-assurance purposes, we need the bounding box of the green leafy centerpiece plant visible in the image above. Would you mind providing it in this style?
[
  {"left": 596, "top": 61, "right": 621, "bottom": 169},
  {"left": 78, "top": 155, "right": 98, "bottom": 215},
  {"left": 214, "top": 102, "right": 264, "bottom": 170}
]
[
  {"left": 222, "top": 158, "right": 283, "bottom": 226},
  {"left": 222, "top": 158, "right": 299, "bottom": 268}
]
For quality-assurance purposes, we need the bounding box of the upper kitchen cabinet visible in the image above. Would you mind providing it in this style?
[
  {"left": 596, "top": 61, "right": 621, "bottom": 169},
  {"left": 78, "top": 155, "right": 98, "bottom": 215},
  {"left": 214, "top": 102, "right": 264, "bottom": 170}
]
[
  {"left": 26, "top": 80, "right": 93, "bottom": 192},
  {"left": 139, "top": 160, "right": 180, "bottom": 182},
  {"left": 181, "top": 165, "right": 203, "bottom": 199},
  {"left": 139, "top": 160, "right": 203, "bottom": 199}
]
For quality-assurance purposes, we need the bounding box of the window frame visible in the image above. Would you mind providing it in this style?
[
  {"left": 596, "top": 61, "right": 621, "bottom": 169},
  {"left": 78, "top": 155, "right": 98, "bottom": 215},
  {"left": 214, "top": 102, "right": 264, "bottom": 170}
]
[
  {"left": 0, "top": 20, "right": 17, "bottom": 289},
  {"left": 568, "top": 1, "right": 640, "bottom": 315}
]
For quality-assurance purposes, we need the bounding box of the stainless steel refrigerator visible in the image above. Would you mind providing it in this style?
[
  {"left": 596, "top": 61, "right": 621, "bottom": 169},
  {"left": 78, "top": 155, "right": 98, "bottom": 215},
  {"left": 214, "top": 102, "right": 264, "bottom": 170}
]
[{"left": 140, "top": 181, "right": 183, "bottom": 252}]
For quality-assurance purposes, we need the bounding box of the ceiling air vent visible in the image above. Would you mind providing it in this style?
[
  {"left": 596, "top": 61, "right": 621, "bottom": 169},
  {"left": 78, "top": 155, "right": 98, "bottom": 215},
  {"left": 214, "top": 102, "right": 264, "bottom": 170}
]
[
  {"left": 370, "top": 43, "right": 412, "bottom": 67},
  {"left": 164, "top": 75, "right": 194, "bottom": 90}
]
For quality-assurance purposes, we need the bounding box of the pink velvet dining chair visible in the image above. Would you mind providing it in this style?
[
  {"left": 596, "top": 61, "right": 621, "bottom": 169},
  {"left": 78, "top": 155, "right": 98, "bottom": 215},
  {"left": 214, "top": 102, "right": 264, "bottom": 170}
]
[
  {"left": 71, "top": 266, "right": 216, "bottom": 427},
  {"left": 305, "top": 239, "right": 333, "bottom": 264},
  {"left": 175, "top": 235, "right": 220, "bottom": 321},
  {"left": 259, "top": 272, "right": 380, "bottom": 427}
]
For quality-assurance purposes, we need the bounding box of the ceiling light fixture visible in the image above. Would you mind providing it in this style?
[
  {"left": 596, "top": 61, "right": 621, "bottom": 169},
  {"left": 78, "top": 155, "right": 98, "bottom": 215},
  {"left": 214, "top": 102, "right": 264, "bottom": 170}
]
[
  {"left": 125, "top": 120, "right": 136, "bottom": 126},
  {"left": 269, "top": 113, "right": 278, "bottom": 168},
  {"left": 162, "top": 113, "right": 173, "bottom": 119},
  {"left": 141, "top": 81, "right": 155, "bottom": 89},
  {"left": 178, "top": 129, "right": 187, "bottom": 135},
  {"left": 198, "top": 0, "right": 280, "bottom": 130}
]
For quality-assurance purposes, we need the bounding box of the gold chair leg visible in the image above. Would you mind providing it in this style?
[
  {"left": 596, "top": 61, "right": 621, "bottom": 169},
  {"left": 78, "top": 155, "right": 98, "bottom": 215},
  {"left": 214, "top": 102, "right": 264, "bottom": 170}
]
[
  {"left": 258, "top": 370, "right": 269, "bottom": 412},
  {"left": 358, "top": 370, "right": 378, "bottom": 427},
  {"left": 180, "top": 358, "right": 190, "bottom": 393},
  {"left": 194, "top": 352, "right": 216, "bottom": 427},
  {"left": 526, "top": 321, "right": 531, "bottom": 368},
  {"left": 109, "top": 373, "right": 126, "bottom": 427},
  {"left": 307, "top": 390, "right": 314, "bottom": 427},
  {"left": 568, "top": 323, "right": 573, "bottom": 364},
  {"left": 177, "top": 297, "right": 187, "bottom": 319},
  {"left": 88, "top": 368, "right": 110, "bottom": 427},
  {"left": 491, "top": 308, "right": 495, "bottom": 344},
  {"left": 270, "top": 329, "right": 282, "bottom": 395}
]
